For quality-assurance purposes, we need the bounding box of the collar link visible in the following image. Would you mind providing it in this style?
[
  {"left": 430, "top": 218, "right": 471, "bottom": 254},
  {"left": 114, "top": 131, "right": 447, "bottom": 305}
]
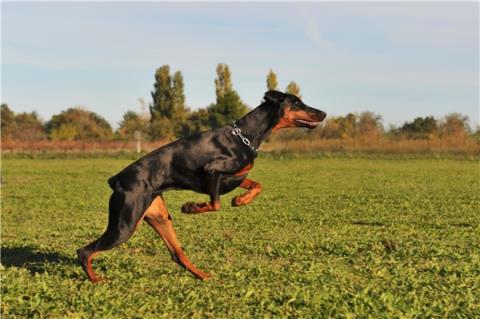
[{"left": 232, "top": 122, "right": 258, "bottom": 155}]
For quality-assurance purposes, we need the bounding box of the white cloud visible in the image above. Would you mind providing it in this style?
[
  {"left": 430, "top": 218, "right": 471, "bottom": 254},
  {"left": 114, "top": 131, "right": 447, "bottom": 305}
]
[
  {"left": 2, "top": 2, "right": 478, "bottom": 127},
  {"left": 297, "top": 4, "right": 334, "bottom": 49}
]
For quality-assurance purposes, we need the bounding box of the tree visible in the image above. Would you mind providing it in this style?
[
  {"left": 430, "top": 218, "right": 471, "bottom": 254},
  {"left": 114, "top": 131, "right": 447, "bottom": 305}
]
[
  {"left": 1, "top": 104, "right": 16, "bottom": 140},
  {"left": 439, "top": 113, "right": 470, "bottom": 141},
  {"left": 385, "top": 124, "right": 402, "bottom": 141},
  {"left": 181, "top": 108, "right": 210, "bottom": 136},
  {"left": 1, "top": 104, "right": 46, "bottom": 141},
  {"left": 150, "top": 65, "right": 172, "bottom": 121},
  {"left": 337, "top": 113, "right": 357, "bottom": 139},
  {"left": 317, "top": 116, "right": 342, "bottom": 139},
  {"left": 172, "top": 71, "right": 187, "bottom": 123},
  {"left": 400, "top": 116, "right": 438, "bottom": 139},
  {"left": 149, "top": 65, "right": 188, "bottom": 139},
  {"left": 117, "top": 111, "right": 150, "bottom": 140},
  {"left": 208, "top": 91, "right": 248, "bottom": 128},
  {"left": 14, "top": 111, "right": 46, "bottom": 141},
  {"left": 45, "top": 107, "right": 113, "bottom": 141},
  {"left": 214, "top": 63, "right": 233, "bottom": 101},
  {"left": 318, "top": 112, "right": 383, "bottom": 140},
  {"left": 51, "top": 124, "right": 77, "bottom": 141},
  {"left": 266, "top": 69, "right": 278, "bottom": 91},
  {"left": 317, "top": 114, "right": 357, "bottom": 139},
  {"left": 208, "top": 64, "right": 248, "bottom": 128},
  {"left": 357, "top": 112, "right": 383, "bottom": 139},
  {"left": 149, "top": 118, "right": 175, "bottom": 140},
  {"left": 472, "top": 125, "right": 480, "bottom": 141},
  {"left": 285, "top": 81, "right": 301, "bottom": 98}
]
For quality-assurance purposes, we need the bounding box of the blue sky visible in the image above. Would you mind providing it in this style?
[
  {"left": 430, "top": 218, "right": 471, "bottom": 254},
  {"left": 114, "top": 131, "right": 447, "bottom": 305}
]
[{"left": 2, "top": 2, "right": 478, "bottom": 129}]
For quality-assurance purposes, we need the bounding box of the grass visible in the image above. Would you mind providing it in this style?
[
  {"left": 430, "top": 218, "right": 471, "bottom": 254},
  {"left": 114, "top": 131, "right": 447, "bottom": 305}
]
[{"left": 1, "top": 156, "right": 479, "bottom": 318}]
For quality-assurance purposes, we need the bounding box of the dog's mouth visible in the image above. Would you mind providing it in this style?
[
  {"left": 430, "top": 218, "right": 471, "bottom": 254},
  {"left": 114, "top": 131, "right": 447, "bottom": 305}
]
[{"left": 293, "top": 118, "right": 321, "bottom": 129}]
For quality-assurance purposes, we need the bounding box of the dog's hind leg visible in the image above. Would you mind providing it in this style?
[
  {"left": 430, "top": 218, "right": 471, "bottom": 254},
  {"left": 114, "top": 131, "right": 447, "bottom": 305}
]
[
  {"left": 144, "top": 195, "right": 211, "bottom": 280},
  {"left": 77, "top": 191, "right": 146, "bottom": 283}
]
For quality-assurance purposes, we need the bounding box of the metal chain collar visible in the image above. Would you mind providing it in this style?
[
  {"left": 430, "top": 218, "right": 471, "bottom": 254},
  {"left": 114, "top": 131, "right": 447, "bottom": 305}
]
[{"left": 232, "top": 122, "right": 258, "bottom": 154}]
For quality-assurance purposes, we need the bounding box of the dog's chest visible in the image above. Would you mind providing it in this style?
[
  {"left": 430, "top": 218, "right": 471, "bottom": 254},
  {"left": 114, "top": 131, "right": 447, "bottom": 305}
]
[{"left": 219, "top": 175, "right": 246, "bottom": 195}]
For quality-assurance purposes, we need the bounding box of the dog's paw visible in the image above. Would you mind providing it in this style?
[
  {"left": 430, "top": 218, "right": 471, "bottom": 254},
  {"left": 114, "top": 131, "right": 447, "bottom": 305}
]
[
  {"left": 231, "top": 196, "right": 241, "bottom": 207},
  {"left": 231, "top": 196, "right": 246, "bottom": 207},
  {"left": 195, "top": 271, "right": 213, "bottom": 281},
  {"left": 181, "top": 202, "right": 196, "bottom": 213},
  {"left": 181, "top": 202, "right": 205, "bottom": 214},
  {"left": 181, "top": 201, "right": 218, "bottom": 214},
  {"left": 89, "top": 275, "right": 106, "bottom": 284}
]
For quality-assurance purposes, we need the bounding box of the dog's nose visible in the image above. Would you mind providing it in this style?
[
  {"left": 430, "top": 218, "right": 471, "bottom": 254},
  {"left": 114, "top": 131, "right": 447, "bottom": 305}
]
[{"left": 319, "top": 111, "right": 327, "bottom": 121}]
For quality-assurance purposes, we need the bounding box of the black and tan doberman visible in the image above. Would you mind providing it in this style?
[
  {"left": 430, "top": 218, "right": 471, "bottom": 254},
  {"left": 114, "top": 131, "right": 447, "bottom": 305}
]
[{"left": 77, "top": 90, "right": 326, "bottom": 282}]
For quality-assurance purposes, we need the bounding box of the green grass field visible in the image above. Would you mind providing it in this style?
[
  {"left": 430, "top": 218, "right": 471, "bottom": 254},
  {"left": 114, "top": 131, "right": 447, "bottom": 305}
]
[{"left": 1, "top": 156, "right": 479, "bottom": 318}]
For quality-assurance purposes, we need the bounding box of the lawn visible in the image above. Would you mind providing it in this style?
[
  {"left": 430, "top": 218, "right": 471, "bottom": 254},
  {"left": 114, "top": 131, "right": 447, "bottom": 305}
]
[{"left": 1, "top": 156, "right": 479, "bottom": 318}]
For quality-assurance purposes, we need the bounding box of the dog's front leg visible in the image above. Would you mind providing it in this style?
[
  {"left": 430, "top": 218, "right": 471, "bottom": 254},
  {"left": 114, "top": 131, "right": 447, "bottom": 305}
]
[
  {"left": 232, "top": 178, "right": 262, "bottom": 207},
  {"left": 181, "top": 159, "right": 242, "bottom": 214},
  {"left": 181, "top": 172, "right": 221, "bottom": 214}
]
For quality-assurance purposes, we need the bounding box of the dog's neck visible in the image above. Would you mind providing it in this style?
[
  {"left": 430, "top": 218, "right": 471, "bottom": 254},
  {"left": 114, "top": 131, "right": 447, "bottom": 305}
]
[{"left": 234, "top": 102, "right": 281, "bottom": 150}]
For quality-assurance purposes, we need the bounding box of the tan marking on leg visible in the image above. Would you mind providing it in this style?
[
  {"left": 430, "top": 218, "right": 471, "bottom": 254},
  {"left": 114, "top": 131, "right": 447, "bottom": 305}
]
[
  {"left": 234, "top": 163, "right": 253, "bottom": 176},
  {"left": 85, "top": 252, "right": 102, "bottom": 283},
  {"left": 145, "top": 196, "right": 211, "bottom": 280},
  {"left": 181, "top": 200, "right": 220, "bottom": 214},
  {"left": 232, "top": 178, "right": 262, "bottom": 206}
]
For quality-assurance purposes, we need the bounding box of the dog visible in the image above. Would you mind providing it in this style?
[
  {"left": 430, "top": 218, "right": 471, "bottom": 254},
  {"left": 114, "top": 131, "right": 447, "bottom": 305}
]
[{"left": 77, "top": 90, "right": 326, "bottom": 282}]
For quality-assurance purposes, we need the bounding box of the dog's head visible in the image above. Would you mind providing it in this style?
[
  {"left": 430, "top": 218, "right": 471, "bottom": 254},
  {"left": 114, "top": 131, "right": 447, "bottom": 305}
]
[{"left": 264, "top": 90, "right": 326, "bottom": 130}]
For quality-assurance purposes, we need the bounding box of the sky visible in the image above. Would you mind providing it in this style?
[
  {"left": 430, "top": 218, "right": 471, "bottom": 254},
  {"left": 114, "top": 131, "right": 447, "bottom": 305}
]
[{"left": 2, "top": 2, "right": 479, "bottom": 129}]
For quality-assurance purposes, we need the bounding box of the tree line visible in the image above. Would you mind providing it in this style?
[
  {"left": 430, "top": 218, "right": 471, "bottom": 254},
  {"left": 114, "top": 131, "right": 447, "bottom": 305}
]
[{"left": 1, "top": 63, "right": 478, "bottom": 143}]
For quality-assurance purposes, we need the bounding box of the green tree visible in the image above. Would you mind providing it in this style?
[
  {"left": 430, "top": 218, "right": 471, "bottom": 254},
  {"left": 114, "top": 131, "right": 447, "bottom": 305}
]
[
  {"left": 400, "top": 116, "right": 438, "bottom": 139},
  {"left": 45, "top": 107, "right": 113, "bottom": 141},
  {"left": 208, "top": 64, "right": 248, "bottom": 128},
  {"left": 266, "top": 69, "right": 278, "bottom": 91},
  {"left": 149, "top": 65, "right": 188, "bottom": 139},
  {"left": 150, "top": 65, "right": 172, "bottom": 120},
  {"left": 172, "top": 71, "right": 187, "bottom": 123},
  {"left": 117, "top": 111, "right": 150, "bottom": 140},
  {"left": 285, "top": 81, "right": 301, "bottom": 98},
  {"left": 181, "top": 108, "right": 210, "bottom": 136},
  {"left": 149, "top": 117, "right": 174, "bottom": 140},
  {"left": 1, "top": 103, "right": 16, "bottom": 140},
  {"left": 214, "top": 63, "right": 233, "bottom": 101},
  {"left": 208, "top": 91, "right": 248, "bottom": 128}
]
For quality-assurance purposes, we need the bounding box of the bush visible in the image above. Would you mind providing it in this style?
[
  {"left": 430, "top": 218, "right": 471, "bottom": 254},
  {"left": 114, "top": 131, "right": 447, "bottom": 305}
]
[{"left": 45, "top": 107, "right": 113, "bottom": 141}]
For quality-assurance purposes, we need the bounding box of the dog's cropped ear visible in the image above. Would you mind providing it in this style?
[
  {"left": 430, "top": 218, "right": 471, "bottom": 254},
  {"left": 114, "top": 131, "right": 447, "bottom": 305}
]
[{"left": 264, "top": 90, "right": 286, "bottom": 105}]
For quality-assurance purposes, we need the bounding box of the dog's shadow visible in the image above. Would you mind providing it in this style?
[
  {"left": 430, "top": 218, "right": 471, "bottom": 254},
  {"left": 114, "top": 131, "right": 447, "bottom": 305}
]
[{"left": 1, "top": 246, "right": 78, "bottom": 274}]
